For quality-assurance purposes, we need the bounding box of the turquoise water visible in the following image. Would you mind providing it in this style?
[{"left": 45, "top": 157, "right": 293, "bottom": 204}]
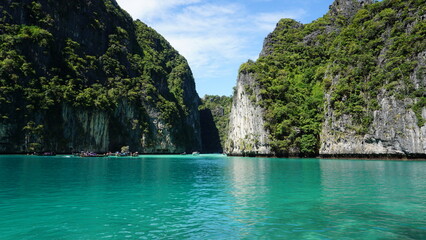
[{"left": 0, "top": 155, "right": 425, "bottom": 239}]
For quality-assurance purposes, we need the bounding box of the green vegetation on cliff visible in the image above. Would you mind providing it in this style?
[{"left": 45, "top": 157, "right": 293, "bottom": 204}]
[
  {"left": 240, "top": 17, "right": 332, "bottom": 156},
  {"left": 200, "top": 95, "right": 232, "bottom": 149},
  {"left": 239, "top": 0, "right": 425, "bottom": 156},
  {"left": 328, "top": 0, "right": 425, "bottom": 131},
  {"left": 0, "top": 0, "right": 200, "bottom": 153}
]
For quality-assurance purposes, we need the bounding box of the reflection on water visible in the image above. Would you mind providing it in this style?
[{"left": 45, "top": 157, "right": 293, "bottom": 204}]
[
  {"left": 226, "top": 158, "right": 270, "bottom": 238},
  {"left": 0, "top": 155, "right": 425, "bottom": 239},
  {"left": 319, "top": 159, "right": 426, "bottom": 239}
]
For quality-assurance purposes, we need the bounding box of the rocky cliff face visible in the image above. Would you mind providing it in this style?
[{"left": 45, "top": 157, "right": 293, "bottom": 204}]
[
  {"left": 328, "top": 0, "right": 374, "bottom": 18},
  {"left": 320, "top": 0, "right": 426, "bottom": 158},
  {"left": 0, "top": 0, "right": 201, "bottom": 153},
  {"left": 321, "top": 96, "right": 426, "bottom": 157},
  {"left": 321, "top": 50, "right": 426, "bottom": 158},
  {"left": 226, "top": 72, "right": 272, "bottom": 156},
  {"left": 227, "top": 0, "right": 426, "bottom": 158}
]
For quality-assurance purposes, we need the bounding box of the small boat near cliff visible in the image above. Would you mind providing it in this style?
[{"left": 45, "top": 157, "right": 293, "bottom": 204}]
[
  {"left": 33, "top": 152, "right": 56, "bottom": 156},
  {"left": 79, "top": 152, "right": 105, "bottom": 157}
]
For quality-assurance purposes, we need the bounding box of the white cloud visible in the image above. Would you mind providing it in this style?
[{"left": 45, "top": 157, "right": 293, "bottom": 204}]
[
  {"left": 128, "top": 1, "right": 250, "bottom": 81},
  {"left": 116, "top": 0, "right": 202, "bottom": 21},
  {"left": 116, "top": 0, "right": 308, "bottom": 95}
]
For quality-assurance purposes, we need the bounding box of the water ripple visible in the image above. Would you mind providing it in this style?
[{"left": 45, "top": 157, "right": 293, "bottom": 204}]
[{"left": 0, "top": 155, "right": 425, "bottom": 239}]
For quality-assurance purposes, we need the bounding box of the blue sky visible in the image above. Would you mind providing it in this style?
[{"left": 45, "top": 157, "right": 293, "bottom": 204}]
[{"left": 115, "top": 0, "right": 335, "bottom": 97}]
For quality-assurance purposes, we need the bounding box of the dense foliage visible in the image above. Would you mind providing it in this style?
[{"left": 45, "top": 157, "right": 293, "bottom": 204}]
[
  {"left": 328, "top": 0, "right": 426, "bottom": 131},
  {"left": 0, "top": 0, "right": 199, "bottom": 153},
  {"left": 239, "top": 0, "right": 425, "bottom": 156},
  {"left": 200, "top": 95, "right": 232, "bottom": 148}
]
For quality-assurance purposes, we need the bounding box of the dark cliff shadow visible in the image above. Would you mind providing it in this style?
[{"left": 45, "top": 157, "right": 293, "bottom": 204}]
[{"left": 200, "top": 109, "right": 223, "bottom": 153}]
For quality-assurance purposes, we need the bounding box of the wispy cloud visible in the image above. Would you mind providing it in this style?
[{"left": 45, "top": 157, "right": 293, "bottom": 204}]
[
  {"left": 116, "top": 0, "right": 202, "bottom": 21},
  {"left": 116, "top": 0, "right": 308, "bottom": 96},
  {"left": 152, "top": 2, "right": 248, "bottom": 68}
]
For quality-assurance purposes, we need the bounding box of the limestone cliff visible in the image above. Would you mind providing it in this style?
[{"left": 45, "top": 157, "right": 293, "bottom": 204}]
[
  {"left": 320, "top": 50, "right": 426, "bottom": 158},
  {"left": 321, "top": 96, "right": 426, "bottom": 157},
  {"left": 227, "top": 0, "right": 426, "bottom": 158},
  {"left": 0, "top": 0, "right": 201, "bottom": 153},
  {"left": 328, "top": 0, "right": 373, "bottom": 18},
  {"left": 226, "top": 71, "right": 272, "bottom": 156},
  {"left": 320, "top": 0, "right": 426, "bottom": 158}
]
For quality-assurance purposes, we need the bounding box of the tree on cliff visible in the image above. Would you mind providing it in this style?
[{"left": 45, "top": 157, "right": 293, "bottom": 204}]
[{"left": 0, "top": 0, "right": 201, "bottom": 153}]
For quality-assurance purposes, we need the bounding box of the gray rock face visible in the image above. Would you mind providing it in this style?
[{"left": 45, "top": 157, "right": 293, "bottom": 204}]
[
  {"left": 228, "top": 0, "right": 425, "bottom": 158},
  {"left": 321, "top": 48, "right": 426, "bottom": 158},
  {"left": 226, "top": 72, "right": 272, "bottom": 156},
  {"left": 320, "top": 35, "right": 426, "bottom": 158},
  {"left": 319, "top": 1, "right": 426, "bottom": 158},
  {"left": 413, "top": 51, "right": 426, "bottom": 90},
  {"left": 0, "top": 0, "right": 201, "bottom": 154},
  {"left": 61, "top": 104, "right": 110, "bottom": 152},
  {"left": 0, "top": 99, "right": 194, "bottom": 153},
  {"left": 329, "top": 0, "right": 374, "bottom": 18},
  {"left": 321, "top": 96, "right": 426, "bottom": 157}
]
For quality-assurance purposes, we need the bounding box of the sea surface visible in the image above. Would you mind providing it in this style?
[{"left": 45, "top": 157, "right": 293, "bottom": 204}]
[{"left": 0, "top": 155, "right": 425, "bottom": 239}]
